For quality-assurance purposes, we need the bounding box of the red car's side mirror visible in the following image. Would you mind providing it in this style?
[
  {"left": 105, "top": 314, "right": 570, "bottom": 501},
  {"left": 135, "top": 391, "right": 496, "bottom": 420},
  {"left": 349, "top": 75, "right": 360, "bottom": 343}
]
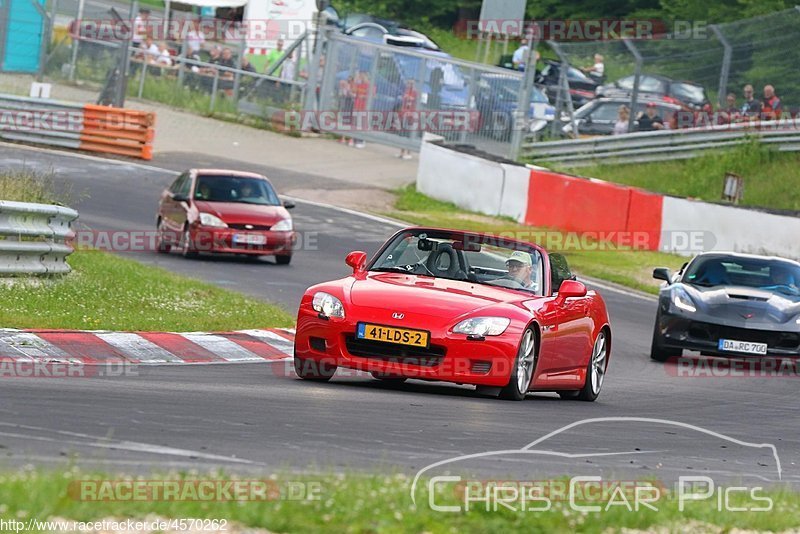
[
  {"left": 345, "top": 251, "right": 367, "bottom": 273},
  {"left": 556, "top": 279, "right": 587, "bottom": 303}
]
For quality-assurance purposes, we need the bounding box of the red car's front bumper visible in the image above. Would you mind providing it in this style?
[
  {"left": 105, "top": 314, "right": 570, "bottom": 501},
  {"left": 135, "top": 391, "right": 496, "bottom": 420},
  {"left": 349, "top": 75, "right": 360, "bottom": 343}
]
[
  {"left": 295, "top": 307, "right": 522, "bottom": 387},
  {"left": 190, "top": 227, "right": 295, "bottom": 256}
]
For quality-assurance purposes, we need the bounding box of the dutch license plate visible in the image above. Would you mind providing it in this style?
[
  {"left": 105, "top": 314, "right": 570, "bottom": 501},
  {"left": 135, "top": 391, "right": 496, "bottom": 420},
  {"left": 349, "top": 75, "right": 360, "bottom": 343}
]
[
  {"left": 233, "top": 233, "right": 266, "bottom": 245},
  {"left": 718, "top": 338, "right": 767, "bottom": 355},
  {"left": 357, "top": 323, "right": 429, "bottom": 348}
]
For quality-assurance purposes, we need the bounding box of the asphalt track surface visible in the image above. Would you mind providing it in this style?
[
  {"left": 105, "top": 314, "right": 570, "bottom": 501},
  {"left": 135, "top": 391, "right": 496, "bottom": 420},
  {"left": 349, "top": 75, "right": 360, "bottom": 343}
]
[{"left": 1, "top": 144, "right": 798, "bottom": 489}]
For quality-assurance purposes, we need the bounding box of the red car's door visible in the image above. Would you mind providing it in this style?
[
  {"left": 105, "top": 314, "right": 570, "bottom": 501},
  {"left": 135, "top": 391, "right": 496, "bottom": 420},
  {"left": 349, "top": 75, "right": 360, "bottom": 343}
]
[{"left": 162, "top": 173, "right": 192, "bottom": 233}]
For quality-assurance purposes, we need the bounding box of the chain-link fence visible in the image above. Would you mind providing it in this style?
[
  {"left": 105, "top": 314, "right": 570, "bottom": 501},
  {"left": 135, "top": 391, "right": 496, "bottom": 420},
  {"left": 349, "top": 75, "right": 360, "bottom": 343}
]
[{"left": 315, "top": 31, "right": 557, "bottom": 159}]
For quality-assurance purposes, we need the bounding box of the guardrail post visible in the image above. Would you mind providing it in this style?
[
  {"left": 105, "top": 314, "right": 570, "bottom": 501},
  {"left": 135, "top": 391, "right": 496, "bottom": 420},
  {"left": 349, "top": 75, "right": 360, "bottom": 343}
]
[
  {"left": 137, "top": 60, "right": 147, "bottom": 98},
  {"left": 710, "top": 25, "right": 732, "bottom": 109},
  {"left": 68, "top": 0, "right": 86, "bottom": 81},
  {"left": 210, "top": 69, "right": 219, "bottom": 113},
  {"left": 177, "top": 39, "right": 187, "bottom": 88},
  {"left": 622, "top": 38, "right": 642, "bottom": 133}
]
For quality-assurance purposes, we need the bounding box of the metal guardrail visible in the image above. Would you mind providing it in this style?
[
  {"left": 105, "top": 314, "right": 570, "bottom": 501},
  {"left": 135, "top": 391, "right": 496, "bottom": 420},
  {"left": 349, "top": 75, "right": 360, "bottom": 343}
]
[
  {"left": 0, "top": 201, "right": 78, "bottom": 275},
  {"left": 522, "top": 121, "right": 800, "bottom": 167},
  {"left": 0, "top": 94, "right": 85, "bottom": 150}
]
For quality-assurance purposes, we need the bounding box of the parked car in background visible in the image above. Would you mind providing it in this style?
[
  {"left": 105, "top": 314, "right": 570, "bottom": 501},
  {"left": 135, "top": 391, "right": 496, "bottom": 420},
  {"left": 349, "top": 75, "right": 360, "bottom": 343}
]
[
  {"left": 475, "top": 73, "right": 555, "bottom": 140},
  {"left": 156, "top": 169, "right": 296, "bottom": 264},
  {"left": 340, "top": 13, "right": 441, "bottom": 51},
  {"left": 597, "top": 74, "right": 710, "bottom": 110},
  {"left": 561, "top": 97, "right": 683, "bottom": 136},
  {"left": 535, "top": 59, "right": 601, "bottom": 108}
]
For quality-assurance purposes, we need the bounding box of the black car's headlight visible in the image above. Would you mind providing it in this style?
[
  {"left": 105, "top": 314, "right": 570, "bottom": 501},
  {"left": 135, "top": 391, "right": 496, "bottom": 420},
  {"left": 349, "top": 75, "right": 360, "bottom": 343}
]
[{"left": 671, "top": 287, "right": 696, "bottom": 313}]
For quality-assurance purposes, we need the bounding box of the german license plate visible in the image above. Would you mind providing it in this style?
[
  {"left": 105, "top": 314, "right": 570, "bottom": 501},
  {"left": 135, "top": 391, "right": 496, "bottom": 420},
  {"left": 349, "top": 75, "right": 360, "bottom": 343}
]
[
  {"left": 718, "top": 338, "right": 767, "bottom": 355},
  {"left": 233, "top": 233, "right": 266, "bottom": 245},
  {"left": 357, "top": 323, "right": 429, "bottom": 348}
]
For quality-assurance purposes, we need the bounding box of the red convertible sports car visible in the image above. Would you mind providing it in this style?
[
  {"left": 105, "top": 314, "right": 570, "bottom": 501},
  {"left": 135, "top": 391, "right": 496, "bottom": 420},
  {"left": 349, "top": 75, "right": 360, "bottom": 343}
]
[
  {"left": 294, "top": 227, "right": 612, "bottom": 401},
  {"left": 156, "top": 169, "right": 296, "bottom": 264}
]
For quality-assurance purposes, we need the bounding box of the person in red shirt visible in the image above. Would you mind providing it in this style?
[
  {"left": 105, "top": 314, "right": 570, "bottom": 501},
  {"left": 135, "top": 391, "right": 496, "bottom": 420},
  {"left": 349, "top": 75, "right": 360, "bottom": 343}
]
[
  {"left": 397, "top": 80, "right": 418, "bottom": 159},
  {"left": 351, "top": 71, "right": 371, "bottom": 148},
  {"left": 761, "top": 85, "right": 782, "bottom": 121}
]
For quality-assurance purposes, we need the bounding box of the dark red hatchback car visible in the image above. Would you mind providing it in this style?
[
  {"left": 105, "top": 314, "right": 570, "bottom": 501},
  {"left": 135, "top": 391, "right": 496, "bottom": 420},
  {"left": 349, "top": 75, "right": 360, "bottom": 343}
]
[{"left": 156, "top": 169, "right": 296, "bottom": 264}]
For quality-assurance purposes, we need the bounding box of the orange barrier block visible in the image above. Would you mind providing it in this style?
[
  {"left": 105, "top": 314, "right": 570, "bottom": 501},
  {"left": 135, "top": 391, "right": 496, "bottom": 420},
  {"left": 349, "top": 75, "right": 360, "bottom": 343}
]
[{"left": 79, "top": 105, "right": 156, "bottom": 160}]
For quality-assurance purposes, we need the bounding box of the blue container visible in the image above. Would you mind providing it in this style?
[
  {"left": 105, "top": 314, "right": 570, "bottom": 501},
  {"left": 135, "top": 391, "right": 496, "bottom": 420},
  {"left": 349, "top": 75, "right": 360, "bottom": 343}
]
[{"left": 2, "top": 0, "right": 46, "bottom": 73}]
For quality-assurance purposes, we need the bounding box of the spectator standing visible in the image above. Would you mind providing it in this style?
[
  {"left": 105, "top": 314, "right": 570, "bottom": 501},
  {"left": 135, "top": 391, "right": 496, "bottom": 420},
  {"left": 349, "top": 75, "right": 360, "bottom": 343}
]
[
  {"left": 398, "top": 79, "right": 418, "bottom": 159},
  {"left": 637, "top": 103, "right": 664, "bottom": 131},
  {"left": 266, "top": 39, "right": 285, "bottom": 76},
  {"left": 338, "top": 76, "right": 355, "bottom": 145},
  {"left": 740, "top": 84, "right": 760, "bottom": 118},
  {"left": 351, "top": 71, "right": 371, "bottom": 148},
  {"left": 185, "top": 19, "right": 205, "bottom": 57},
  {"left": 132, "top": 8, "right": 150, "bottom": 48},
  {"left": 612, "top": 105, "right": 629, "bottom": 135},
  {"left": 156, "top": 42, "right": 172, "bottom": 67},
  {"left": 512, "top": 39, "right": 531, "bottom": 71},
  {"left": 761, "top": 85, "right": 782, "bottom": 121},
  {"left": 280, "top": 51, "right": 297, "bottom": 82},
  {"left": 721, "top": 93, "right": 739, "bottom": 124},
  {"left": 142, "top": 37, "right": 160, "bottom": 63}
]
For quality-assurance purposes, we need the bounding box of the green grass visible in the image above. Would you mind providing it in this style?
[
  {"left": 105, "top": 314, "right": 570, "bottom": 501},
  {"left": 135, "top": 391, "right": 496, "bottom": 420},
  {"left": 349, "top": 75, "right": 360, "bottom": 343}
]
[
  {"left": 554, "top": 140, "right": 800, "bottom": 212},
  {"left": 1, "top": 469, "right": 798, "bottom": 533},
  {"left": 0, "top": 169, "right": 71, "bottom": 205},
  {"left": 0, "top": 250, "right": 293, "bottom": 330},
  {"left": 385, "top": 186, "right": 686, "bottom": 295}
]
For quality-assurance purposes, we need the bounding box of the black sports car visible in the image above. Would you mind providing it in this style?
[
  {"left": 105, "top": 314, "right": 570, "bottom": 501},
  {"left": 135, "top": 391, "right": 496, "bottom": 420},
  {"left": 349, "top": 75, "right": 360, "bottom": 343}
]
[{"left": 650, "top": 252, "right": 800, "bottom": 361}]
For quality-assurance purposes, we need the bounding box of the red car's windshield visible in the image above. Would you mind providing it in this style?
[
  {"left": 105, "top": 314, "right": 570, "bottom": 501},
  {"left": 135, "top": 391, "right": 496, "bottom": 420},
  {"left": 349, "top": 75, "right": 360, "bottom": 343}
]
[
  {"left": 194, "top": 175, "right": 281, "bottom": 206},
  {"left": 370, "top": 230, "right": 545, "bottom": 295}
]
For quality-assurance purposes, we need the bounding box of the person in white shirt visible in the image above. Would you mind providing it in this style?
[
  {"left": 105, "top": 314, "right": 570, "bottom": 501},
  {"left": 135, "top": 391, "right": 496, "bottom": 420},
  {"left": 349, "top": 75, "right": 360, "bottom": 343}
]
[
  {"left": 142, "top": 37, "right": 160, "bottom": 63},
  {"left": 613, "top": 105, "right": 629, "bottom": 135},
  {"left": 132, "top": 8, "right": 150, "bottom": 48},
  {"left": 156, "top": 43, "right": 173, "bottom": 67},
  {"left": 582, "top": 53, "right": 605, "bottom": 81},
  {"left": 512, "top": 39, "right": 529, "bottom": 71},
  {"left": 280, "top": 52, "right": 297, "bottom": 82},
  {"left": 185, "top": 19, "right": 205, "bottom": 56}
]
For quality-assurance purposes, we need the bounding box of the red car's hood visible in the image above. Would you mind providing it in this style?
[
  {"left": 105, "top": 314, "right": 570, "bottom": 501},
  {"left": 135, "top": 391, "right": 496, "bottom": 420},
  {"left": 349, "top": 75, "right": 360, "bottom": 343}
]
[
  {"left": 350, "top": 273, "right": 533, "bottom": 317},
  {"left": 193, "top": 200, "right": 289, "bottom": 225}
]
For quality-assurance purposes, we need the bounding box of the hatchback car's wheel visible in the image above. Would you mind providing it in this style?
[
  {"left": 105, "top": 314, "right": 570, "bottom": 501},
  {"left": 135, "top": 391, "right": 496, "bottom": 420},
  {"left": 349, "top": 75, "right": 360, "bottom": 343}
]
[
  {"left": 294, "top": 353, "right": 337, "bottom": 381},
  {"left": 650, "top": 312, "right": 674, "bottom": 362},
  {"left": 181, "top": 225, "right": 198, "bottom": 258},
  {"left": 155, "top": 220, "right": 171, "bottom": 253},
  {"left": 574, "top": 329, "right": 609, "bottom": 402},
  {"left": 275, "top": 254, "right": 291, "bottom": 265},
  {"left": 499, "top": 327, "right": 537, "bottom": 401}
]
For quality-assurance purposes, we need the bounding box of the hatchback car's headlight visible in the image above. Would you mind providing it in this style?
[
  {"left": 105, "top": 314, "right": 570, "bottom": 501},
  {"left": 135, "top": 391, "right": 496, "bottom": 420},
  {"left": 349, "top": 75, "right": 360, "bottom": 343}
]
[
  {"left": 672, "top": 287, "right": 696, "bottom": 313},
  {"left": 198, "top": 213, "right": 227, "bottom": 228},
  {"left": 312, "top": 292, "right": 345, "bottom": 318},
  {"left": 453, "top": 317, "right": 510, "bottom": 336},
  {"left": 272, "top": 218, "right": 293, "bottom": 231}
]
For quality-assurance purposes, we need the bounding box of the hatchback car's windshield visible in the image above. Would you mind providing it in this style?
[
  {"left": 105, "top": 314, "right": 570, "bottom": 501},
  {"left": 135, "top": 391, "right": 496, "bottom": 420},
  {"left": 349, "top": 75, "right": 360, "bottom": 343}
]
[
  {"left": 684, "top": 256, "right": 800, "bottom": 296},
  {"left": 194, "top": 175, "right": 281, "bottom": 206},
  {"left": 370, "top": 230, "right": 545, "bottom": 295}
]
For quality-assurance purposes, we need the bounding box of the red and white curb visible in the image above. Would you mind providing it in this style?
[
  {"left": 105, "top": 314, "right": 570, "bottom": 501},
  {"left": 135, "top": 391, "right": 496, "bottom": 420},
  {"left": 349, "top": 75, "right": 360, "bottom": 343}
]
[{"left": 0, "top": 328, "right": 295, "bottom": 365}]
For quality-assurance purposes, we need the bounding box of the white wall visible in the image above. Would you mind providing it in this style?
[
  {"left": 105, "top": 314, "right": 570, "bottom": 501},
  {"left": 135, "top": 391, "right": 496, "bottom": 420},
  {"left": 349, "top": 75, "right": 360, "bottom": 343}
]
[
  {"left": 416, "top": 134, "right": 529, "bottom": 222},
  {"left": 661, "top": 196, "right": 800, "bottom": 259}
]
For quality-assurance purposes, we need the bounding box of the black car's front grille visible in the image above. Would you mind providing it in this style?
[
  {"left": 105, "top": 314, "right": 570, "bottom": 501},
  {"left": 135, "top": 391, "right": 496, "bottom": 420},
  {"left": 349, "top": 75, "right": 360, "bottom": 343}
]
[
  {"left": 344, "top": 336, "right": 446, "bottom": 367},
  {"left": 688, "top": 321, "right": 800, "bottom": 350},
  {"left": 228, "top": 223, "right": 272, "bottom": 231}
]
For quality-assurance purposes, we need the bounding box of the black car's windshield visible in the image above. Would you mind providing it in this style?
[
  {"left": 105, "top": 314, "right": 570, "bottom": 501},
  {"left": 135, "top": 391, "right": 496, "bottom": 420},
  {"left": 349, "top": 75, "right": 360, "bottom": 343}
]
[
  {"left": 684, "top": 255, "right": 800, "bottom": 296},
  {"left": 370, "top": 230, "right": 545, "bottom": 295},
  {"left": 194, "top": 175, "right": 281, "bottom": 206}
]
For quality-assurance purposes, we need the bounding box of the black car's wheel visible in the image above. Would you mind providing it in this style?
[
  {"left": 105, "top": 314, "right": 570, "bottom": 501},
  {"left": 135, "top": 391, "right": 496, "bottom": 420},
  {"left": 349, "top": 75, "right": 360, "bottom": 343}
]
[
  {"left": 499, "top": 327, "right": 538, "bottom": 401},
  {"left": 275, "top": 254, "right": 292, "bottom": 265},
  {"left": 574, "top": 329, "right": 609, "bottom": 402},
  {"left": 650, "top": 313, "right": 674, "bottom": 362},
  {"left": 371, "top": 372, "right": 407, "bottom": 383},
  {"left": 181, "top": 225, "right": 198, "bottom": 259},
  {"left": 294, "top": 353, "right": 337, "bottom": 381},
  {"left": 155, "top": 219, "right": 171, "bottom": 253}
]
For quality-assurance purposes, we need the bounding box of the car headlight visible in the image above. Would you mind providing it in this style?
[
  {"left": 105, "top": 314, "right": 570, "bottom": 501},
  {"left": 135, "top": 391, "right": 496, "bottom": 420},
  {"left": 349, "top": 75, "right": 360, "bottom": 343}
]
[
  {"left": 672, "top": 287, "right": 696, "bottom": 313},
  {"left": 198, "top": 213, "right": 227, "bottom": 228},
  {"left": 453, "top": 317, "right": 510, "bottom": 336},
  {"left": 312, "top": 292, "right": 345, "bottom": 318},
  {"left": 272, "top": 218, "right": 293, "bottom": 231}
]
